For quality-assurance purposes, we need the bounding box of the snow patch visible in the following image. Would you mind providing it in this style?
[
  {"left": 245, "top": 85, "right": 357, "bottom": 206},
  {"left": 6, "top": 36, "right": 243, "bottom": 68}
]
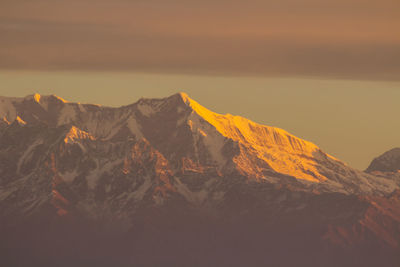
[
  {"left": 64, "top": 126, "right": 95, "bottom": 144},
  {"left": 52, "top": 95, "right": 68, "bottom": 103},
  {"left": 103, "top": 125, "right": 122, "bottom": 140},
  {"left": 0, "top": 188, "right": 15, "bottom": 201},
  {"left": 16, "top": 116, "right": 26, "bottom": 125},
  {"left": 126, "top": 116, "right": 143, "bottom": 139},
  {"left": 34, "top": 94, "right": 49, "bottom": 111},
  {"left": 1, "top": 117, "right": 10, "bottom": 124},
  {"left": 189, "top": 112, "right": 227, "bottom": 167},
  {"left": 177, "top": 106, "right": 185, "bottom": 113},
  {"left": 61, "top": 169, "right": 78, "bottom": 183},
  {"left": 137, "top": 103, "right": 155, "bottom": 117},
  {"left": 17, "top": 139, "right": 43, "bottom": 174},
  {"left": 127, "top": 175, "right": 152, "bottom": 201},
  {"left": 78, "top": 103, "right": 86, "bottom": 113},
  {"left": 212, "top": 191, "right": 225, "bottom": 201},
  {"left": 58, "top": 104, "right": 77, "bottom": 125},
  {"left": 33, "top": 93, "right": 41, "bottom": 103},
  {"left": 86, "top": 159, "right": 123, "bottom": 190},
  {"left": 105, "top": 184, "right": 112, "bottom": 193},
  {"left": 174, "top": 177, "right": 209, "bottom": 204},
  {"left": 176, "top": 115, "right": 187, "bottom": 127}
]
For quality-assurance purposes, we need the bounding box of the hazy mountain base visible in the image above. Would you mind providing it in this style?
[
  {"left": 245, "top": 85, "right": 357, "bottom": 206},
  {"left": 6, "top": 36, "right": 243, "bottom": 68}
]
[{"left": 1, "top": 186, "right": 400, "bottom": 267}]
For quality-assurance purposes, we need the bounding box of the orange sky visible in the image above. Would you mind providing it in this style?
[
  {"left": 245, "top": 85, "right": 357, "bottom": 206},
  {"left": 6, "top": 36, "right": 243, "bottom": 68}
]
[{"left": 1, "top": 0, "right": 399, "bottom": 79}]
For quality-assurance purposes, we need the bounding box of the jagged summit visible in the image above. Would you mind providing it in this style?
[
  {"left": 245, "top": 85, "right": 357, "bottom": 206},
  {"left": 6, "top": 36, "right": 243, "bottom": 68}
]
[
  {"left": 144, "top": 92, "right": 324, "bottom": 154},
  {"left": 0, "top": 92, "right": 397, "bottom": 194},
  {"left": 122, "top": 92, "right": 332, "bottom": 182},
  {"left": 162, "top": 92, "right": 337, "bottom": 182}
]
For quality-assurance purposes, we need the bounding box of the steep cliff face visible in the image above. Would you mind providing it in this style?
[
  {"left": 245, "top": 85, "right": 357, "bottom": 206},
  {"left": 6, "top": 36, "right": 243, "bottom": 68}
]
[{"left": 0, "top": 93, "right": 399, "bottom": 267}]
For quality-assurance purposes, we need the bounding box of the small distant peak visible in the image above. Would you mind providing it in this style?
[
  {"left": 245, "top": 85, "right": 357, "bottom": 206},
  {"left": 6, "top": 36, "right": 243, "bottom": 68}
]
[{"left": 15, "top": 116, "right": 27, "bottom": 126}]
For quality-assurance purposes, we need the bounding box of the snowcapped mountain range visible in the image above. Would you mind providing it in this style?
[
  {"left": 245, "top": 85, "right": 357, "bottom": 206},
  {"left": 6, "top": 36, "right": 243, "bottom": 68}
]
[{"left": 1, "top": 92, "right": 399, "bottom": 267}]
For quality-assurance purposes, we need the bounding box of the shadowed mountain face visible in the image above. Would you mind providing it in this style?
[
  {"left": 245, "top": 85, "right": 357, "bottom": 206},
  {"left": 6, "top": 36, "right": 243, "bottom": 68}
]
[
  {"left": 366, "top": 148, "right": 400, "bottom": 173},
  {"left": 0, "top": 93, "right": 400, "bottom": 267}
]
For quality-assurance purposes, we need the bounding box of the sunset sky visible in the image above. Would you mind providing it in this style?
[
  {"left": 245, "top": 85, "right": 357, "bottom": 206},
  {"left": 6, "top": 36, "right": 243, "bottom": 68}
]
[{"left": 1, "top": 0, "right": 399, "bottom": 169}]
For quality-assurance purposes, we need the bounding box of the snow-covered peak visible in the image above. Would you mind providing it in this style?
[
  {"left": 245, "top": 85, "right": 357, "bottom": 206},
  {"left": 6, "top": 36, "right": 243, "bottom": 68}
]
[
  {"left": 0, "top": 92, "right": 396, "bottom": 192},
  {"left": 174, "top": 93, "right": 338, "bottom": 182}
]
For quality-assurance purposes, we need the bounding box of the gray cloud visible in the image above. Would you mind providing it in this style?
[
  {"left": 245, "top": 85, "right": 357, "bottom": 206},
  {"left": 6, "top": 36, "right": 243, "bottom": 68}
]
[{"left": 1, "top": 0, "right": 399, "bottom": 80}]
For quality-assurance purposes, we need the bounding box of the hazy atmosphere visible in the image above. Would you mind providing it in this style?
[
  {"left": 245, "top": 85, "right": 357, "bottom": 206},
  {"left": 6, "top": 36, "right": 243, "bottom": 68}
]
[
  {"left": 1, "top": 0, "right": 399, "bottom": 80},
  {"left": 2, "top": 2, "right": 400, "bottom": 266}
]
